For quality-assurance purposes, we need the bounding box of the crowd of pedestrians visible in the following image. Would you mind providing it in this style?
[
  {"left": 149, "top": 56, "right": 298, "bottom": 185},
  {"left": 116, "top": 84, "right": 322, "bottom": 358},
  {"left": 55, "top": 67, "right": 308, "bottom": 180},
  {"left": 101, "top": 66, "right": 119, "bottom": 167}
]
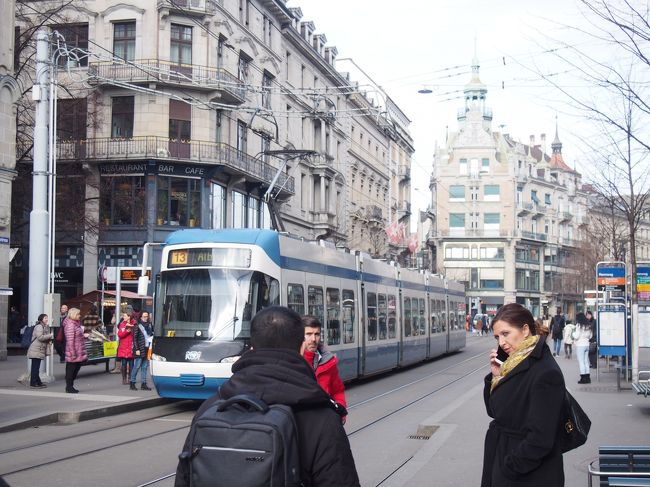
[
  {"left": 115, "top": 307, "right": 153, "bottom": 391},
  {"left": 20, "top": 302, "right": 154, "bottom": 393}
]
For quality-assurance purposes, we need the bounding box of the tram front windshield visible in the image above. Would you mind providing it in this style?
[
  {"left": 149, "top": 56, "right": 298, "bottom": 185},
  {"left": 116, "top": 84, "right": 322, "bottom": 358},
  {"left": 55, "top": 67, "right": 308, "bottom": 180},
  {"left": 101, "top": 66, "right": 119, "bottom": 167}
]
[{"left": 157, "top": 268, "right": 279, "bottom": 340}]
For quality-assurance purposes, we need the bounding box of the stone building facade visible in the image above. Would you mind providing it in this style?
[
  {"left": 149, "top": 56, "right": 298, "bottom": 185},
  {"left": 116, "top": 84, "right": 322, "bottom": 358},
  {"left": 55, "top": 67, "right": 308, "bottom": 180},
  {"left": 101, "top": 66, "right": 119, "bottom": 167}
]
[
  {"left": 9, "top": 1, "right": 413, "bottom": 320},
  {"left": 0, "top": 0, "right": 18, "bottom": 360},
  {"left": 428, "top": 57, "right": 589, "bottom": 319}
]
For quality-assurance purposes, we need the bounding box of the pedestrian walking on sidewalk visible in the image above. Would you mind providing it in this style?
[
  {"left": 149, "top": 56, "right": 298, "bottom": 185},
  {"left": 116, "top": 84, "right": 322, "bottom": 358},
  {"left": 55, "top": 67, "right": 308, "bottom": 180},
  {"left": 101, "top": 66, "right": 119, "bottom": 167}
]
[
  {"left": 586, "top": 310, "right": 598, "bottom": 368},
  {"left": 54, "top": 304, "right": 68, "bottom": 363},
  {"left": 573, "top": 313, "right": 593, "bottom": 384},
  {"left": 563, "top": 321, "right": 575, "bottom": 359},
  {"left": 27, "top": 314, "right": 54, "bottom": 388},
  {"left": 117, "top": 312, "right": 135, "bottom": 385},
  {"left": 63, "top": 308, "right": 88, "bottom": 393},
  {"left": 130, "top": 314, "right": 151, "bottom": 391},
  {"left": 550, "top": 308, "right": 565, "bottom": 357},
  {"left": 482, "top": 303, "right": 565, "bottom": 487}
]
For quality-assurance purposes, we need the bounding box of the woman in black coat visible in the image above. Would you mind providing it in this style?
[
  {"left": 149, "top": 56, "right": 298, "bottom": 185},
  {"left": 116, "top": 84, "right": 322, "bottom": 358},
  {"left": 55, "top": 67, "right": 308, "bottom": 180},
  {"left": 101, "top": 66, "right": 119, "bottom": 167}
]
[{"left": 481, "top": 303, "right": 566, "bottom": 487}]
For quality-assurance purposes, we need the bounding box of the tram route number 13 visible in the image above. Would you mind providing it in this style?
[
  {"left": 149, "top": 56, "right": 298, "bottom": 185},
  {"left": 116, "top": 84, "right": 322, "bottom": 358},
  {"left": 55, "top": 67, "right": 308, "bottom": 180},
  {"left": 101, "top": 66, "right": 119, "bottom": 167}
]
[{"left": 170, "top": 250, "right": 188, "bottom": 266}]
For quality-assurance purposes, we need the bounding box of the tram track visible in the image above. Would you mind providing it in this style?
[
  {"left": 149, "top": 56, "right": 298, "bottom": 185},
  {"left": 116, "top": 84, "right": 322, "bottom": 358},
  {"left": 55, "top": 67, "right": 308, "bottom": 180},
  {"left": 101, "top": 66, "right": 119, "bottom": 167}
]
[
  {"left": 0, "top": 420, "right": 190, "bottom": 478},
  {"left": 131, "top": 346, "right": 490, "bottom": 487},
  {"left": 0, "top": 402, "right": 195, "bottom": 456},
  {"left": 2, "top": 344, "right": 491, "bottom": 486}
]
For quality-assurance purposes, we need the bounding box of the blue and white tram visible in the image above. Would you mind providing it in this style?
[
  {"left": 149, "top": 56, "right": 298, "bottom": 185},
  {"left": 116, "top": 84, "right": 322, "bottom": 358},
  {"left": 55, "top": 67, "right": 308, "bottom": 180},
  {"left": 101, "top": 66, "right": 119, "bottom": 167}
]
[{"left": 150, "top": 229, "right": 466, "bottom": 399}]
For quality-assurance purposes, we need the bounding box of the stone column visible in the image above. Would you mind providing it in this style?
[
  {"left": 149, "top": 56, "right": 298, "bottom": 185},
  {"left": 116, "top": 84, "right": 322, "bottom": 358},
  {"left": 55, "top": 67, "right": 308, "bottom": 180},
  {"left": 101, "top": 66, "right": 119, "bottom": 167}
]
[
  {"left": 319, "top": 175, "right": 326, "bottom": 214},
  {"left": 83, "top": 167, "right": 100, "bottom": 293}
]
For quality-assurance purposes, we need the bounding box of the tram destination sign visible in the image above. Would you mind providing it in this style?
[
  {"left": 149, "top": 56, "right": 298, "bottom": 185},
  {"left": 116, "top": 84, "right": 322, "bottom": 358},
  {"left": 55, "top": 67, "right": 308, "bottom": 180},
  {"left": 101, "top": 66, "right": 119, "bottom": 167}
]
[{"left": 168, "top": 248, "right": 252, "bottom": 268}]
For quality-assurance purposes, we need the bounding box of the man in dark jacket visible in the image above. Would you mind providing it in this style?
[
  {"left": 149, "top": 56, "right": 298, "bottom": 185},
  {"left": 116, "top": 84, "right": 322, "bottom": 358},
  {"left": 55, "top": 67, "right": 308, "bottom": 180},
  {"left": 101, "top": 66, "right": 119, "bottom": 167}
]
[
  {"left": 174, "top": 306, "right": 360, "bottom": 487},
  {"left": 550, "top": 308, "right": 565, "bottom": 357}
]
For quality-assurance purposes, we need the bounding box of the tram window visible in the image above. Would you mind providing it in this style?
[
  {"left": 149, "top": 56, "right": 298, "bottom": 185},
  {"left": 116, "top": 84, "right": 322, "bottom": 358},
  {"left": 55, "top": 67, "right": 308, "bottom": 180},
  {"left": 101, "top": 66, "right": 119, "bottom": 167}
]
[
  {"left": 403, "top": 297, "right": 412, "bottom": 337},
  {"left": 441, "top": 310, "right": 447, "bottom": 332},
  {"left": 326, "top": 287, "right": 341, "bottom": 345},
  {"left": 308, "top": 286, "right": 324, "bottom": 324},
  {"left": 159, "top": 269, "right": 277, "bottom": 340},
  {"left": 419, "top": 298, "right": 426, "bottom": 335},
  {"left": 437, "top": 300, "right": 444, "bottom": 332},
  {"left": 342, "top": 290, "right": 355, "bottom": 343},
  {"left": 430, "top": 299, "right": 437, "bottom": 333},
  {"left": 411, "top": 298, "right": 419, "bottom": 336},
  {"left": 377, "top": 293, "right": 387, "bottom": 340},
  {"left": 367, "top": 292, "right": 377, "bottom": 341},
  {"left": 387, "top": 294, "right": 396, "bottom": 339},
  {"left": 287, "top": 284, "right": 305, "bottom": 315}
]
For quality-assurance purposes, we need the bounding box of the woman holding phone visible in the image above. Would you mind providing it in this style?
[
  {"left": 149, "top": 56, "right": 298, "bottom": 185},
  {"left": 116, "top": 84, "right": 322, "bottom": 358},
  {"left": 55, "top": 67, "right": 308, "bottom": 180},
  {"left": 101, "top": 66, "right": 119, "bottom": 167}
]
[{"left": 482, "top": 303, "right": 565, "bottom": 487}]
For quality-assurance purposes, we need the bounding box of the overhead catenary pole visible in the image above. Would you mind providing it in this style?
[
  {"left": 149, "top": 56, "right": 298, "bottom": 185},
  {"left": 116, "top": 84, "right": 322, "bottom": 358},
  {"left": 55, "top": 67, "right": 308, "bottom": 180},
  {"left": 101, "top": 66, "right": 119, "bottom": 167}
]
[{"left": 24, "top": 29, "right": 50, "bottom": 381}]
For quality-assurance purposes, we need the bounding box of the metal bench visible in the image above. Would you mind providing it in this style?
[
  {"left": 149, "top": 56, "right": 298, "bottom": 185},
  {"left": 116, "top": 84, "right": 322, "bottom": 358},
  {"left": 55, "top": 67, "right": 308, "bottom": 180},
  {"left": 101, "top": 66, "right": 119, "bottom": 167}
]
[
  {"left": 607, "top": 478, "right": 650, "bottom": 487},
  {"left": 588, "top": 446, "right": 650, "bottom": 487},
  {"left": 632, "top": 371, "right": 650, "bottom": 398}
]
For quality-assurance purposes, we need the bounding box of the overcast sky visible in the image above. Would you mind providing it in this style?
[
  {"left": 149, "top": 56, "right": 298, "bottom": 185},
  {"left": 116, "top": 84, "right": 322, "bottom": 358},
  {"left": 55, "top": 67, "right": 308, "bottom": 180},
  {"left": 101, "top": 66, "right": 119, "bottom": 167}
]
[{"left": 289, "top": 0, "right": 600, "bottom": 223}]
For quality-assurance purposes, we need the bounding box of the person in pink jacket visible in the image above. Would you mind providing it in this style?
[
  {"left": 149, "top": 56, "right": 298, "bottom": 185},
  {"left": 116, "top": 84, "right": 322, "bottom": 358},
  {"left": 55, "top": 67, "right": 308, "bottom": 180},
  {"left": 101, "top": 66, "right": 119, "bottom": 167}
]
[
  {"left": 63, "top": 308, "right": 88, "bottom": 393},
  {"left": 117, "top": 312, "right": 136, "bottom": 385}
]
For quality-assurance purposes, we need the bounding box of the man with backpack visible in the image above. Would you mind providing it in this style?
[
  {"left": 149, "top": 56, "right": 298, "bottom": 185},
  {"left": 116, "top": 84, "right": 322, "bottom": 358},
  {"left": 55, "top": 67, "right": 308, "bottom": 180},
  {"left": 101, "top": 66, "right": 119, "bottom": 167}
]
[
  {"left": 175, "top": 306, "right": 360, "bottom": 487},
  {"left": 550, "top": 307, "right": 565, "bottom": 357}
]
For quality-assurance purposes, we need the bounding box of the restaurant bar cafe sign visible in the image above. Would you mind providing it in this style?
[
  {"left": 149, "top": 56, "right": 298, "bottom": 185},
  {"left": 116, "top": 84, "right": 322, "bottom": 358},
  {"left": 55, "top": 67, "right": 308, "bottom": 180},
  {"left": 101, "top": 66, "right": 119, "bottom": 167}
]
[{"left": 99, "top": 162, "right": 212, "bottom": 177}]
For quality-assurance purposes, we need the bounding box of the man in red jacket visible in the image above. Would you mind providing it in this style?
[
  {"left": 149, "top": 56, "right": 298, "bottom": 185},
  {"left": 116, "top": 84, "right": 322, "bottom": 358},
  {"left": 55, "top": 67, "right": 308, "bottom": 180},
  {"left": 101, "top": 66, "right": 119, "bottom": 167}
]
[{"left": 301, "top": 315, "right": 347, "bottom": 415}]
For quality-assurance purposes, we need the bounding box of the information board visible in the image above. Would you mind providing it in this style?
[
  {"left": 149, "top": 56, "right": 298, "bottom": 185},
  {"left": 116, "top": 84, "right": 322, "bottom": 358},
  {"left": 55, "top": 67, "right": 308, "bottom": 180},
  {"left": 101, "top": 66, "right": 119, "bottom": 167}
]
[
  {"left": 637, "top": 266, "right": 650, "bottom": 302},
  {"left": 639, "top": 310, "right": 650, "bottom": 348},
  {"left": 597, "top": 266, "right": 626, "bottom": 293},
  {"left": 598, "top": 303, "right": 626, "bottom": 348}
]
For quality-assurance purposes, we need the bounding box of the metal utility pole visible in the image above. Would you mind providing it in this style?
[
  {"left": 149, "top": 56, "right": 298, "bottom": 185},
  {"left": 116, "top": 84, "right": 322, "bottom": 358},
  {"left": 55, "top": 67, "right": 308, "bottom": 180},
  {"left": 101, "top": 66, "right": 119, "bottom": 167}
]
[{"left": 24, "top": 30, "right": 51, "bottom": 379}]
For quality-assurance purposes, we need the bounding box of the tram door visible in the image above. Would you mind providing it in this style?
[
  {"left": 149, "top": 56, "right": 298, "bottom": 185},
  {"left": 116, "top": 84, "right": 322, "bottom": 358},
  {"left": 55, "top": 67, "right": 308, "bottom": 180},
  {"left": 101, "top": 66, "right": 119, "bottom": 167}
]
[
  {"left": 445, "top": 295, "right": 451, "bottom": 352},
  {"left": 360, "top": 284, "right": 367, "bottom": 376}
]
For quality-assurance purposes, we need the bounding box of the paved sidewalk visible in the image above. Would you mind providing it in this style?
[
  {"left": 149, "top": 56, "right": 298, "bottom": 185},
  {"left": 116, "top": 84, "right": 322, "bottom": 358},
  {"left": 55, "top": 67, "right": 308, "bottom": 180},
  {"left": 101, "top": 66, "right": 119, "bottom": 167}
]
[
  {"left": 383, "top": 339, "right": 650, "bottom": 487},
  {"left": 0, "top": 352, "right": 167, "bottom": 433}
]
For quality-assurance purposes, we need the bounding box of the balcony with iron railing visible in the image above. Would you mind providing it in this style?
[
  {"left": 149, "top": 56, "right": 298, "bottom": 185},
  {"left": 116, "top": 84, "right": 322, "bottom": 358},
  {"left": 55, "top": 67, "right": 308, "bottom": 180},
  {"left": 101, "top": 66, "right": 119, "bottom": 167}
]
[
  {"left": 518, "top": 230, "right": 548, "bottom": 242},
  {"left": 430, "top": 229, "right": 509, "bottom": 238},
  {"left": 88, "top": 60, "right": 246, "bottom": 104},
  {"left": 532, "top": 203, "right": 546, "bottom": 216},
  {"left": 398, "top": 165, "right": 411, "bottom": 181},
  {"left": 517, "top": 201, "right": 533, "bottom": 215},
  {"left": 559, "top": 211, "right": 573, "bottom": 222},
  {"left": 396, "top": 200, "right": 411, "bottom": 217},
  {"left": 49, "top": 137, "right": 294, "bottom": 197}
]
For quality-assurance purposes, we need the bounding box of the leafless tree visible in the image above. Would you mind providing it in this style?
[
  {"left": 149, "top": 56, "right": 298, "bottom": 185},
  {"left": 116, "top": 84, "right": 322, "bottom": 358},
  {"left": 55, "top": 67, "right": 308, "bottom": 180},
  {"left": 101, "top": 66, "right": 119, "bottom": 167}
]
[
  {"left": 13, "top": 0, "right": 102, "bottom": 246},
  {"left": 532, "top": 0, "right": 650, "bottom": 302}
]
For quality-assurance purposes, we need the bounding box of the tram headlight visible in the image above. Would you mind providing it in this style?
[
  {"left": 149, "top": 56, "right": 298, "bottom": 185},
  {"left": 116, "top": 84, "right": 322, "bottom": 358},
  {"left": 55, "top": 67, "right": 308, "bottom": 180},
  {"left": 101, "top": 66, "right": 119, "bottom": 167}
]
[
  {"left": 220, "top": 355, "right": 240, "bottom": 364},
  {"left": 151, "top": 353, "right": 167, "bottom": 362}
]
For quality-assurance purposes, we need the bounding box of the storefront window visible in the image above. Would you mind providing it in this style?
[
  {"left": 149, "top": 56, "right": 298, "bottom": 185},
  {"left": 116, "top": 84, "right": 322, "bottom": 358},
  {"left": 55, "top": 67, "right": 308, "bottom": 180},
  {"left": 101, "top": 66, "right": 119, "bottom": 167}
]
[
  {"left": 100, "top": 176, "right": 145, "bottom": 225},
  {"left": 211, "top": 183, "right": 226, "bottom": 229},
  {"left": 157, "top": 176, "right": 201, "bottom": 226}
]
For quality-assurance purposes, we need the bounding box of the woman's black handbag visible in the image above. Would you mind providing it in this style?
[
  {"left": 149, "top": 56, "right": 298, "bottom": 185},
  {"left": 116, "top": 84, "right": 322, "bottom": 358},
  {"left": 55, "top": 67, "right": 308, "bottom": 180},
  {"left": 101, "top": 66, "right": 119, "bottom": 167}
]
[{"left": 559, "top": 389, "right": 591, "bottom": 453}]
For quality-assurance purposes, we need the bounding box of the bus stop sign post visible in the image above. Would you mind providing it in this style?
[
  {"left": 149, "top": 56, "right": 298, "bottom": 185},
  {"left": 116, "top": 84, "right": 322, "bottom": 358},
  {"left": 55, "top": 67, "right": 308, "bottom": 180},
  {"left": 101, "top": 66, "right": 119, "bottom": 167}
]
[{"left": 596, "top": 261, "right": 627, "bottom": 383}]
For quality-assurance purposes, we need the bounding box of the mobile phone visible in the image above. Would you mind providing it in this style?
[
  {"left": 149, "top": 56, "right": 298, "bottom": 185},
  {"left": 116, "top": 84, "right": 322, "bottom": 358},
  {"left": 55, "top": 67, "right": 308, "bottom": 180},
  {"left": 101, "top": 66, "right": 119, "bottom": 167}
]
[{"left": 495, "top": 346, "right": 508, "bottom": 365}]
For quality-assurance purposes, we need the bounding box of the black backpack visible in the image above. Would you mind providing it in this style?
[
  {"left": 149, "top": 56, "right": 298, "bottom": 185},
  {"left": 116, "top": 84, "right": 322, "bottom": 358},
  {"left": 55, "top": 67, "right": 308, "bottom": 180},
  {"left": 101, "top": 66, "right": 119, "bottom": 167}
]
[
  {"left": 179, "top": 395, "right": 301, "bottom": 487},
  {"left": 21, "top": 325, "right": 36, "bottom": 349}
]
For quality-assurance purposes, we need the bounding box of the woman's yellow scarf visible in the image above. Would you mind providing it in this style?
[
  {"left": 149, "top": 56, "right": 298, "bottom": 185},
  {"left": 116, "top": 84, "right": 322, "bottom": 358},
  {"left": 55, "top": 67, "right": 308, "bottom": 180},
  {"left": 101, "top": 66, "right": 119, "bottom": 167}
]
[{"left": 490, "top": 335, "right": 539, "bottom": 393}]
